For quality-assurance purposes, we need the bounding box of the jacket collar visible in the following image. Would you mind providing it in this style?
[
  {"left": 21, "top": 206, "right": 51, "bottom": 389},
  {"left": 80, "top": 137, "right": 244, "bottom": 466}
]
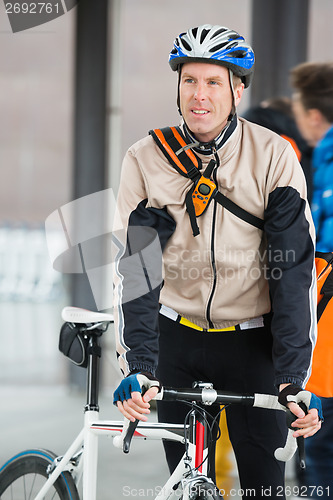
[{"left": 182, "top": 115, "right": 238, "bottom": 155}]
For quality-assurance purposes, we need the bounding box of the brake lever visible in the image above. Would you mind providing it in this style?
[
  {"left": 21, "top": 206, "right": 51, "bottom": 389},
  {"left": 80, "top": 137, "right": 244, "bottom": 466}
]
[
  {"left": 296, "top": 436, "right": 306, "bottom": 470},
  {"left": 286, "top": 402, "right": 307, "bottom": 470},
  {"left": 114, "top": 385, "right": 152, "bottom": 454},
  {"left": 122, "top": 419, "right": 139, "bottom": 454}
]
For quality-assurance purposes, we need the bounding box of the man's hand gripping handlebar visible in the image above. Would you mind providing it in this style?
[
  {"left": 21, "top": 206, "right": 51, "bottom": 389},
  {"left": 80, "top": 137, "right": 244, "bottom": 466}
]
[
  {"left": 113, "top": 371, "right": 161, "bottom": 423},
  {"left": 277, "top": 384, "right": 323, "bottom": 468}
]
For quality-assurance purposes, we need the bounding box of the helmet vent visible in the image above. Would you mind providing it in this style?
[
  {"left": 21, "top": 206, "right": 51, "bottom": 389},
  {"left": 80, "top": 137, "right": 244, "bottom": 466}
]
[
  {"left": 181, "top": 39, "right": 192, "bottom": 51},
  {"left": 228, "top": 34, "right": 241, "bottom": 41},
  {"left": 200, "top": 28, "right": 210, "bottom": 43},
  {"left": 211, "top": 27, "right": 228, "bottom": 39},
  {"left": 209, "top": 42, "right": 229, "bottom": 53},
  {"left": 191, "top": 27, "right": 198, "bottom": 38},
  {"left": 228, "top": 50, "right": 246, "bottom": 58}
]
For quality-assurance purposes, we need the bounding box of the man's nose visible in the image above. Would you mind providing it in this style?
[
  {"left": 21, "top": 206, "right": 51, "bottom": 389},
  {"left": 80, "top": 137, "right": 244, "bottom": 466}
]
[{"left": 194, "top": 83, "right": 206, "bottom": 101}]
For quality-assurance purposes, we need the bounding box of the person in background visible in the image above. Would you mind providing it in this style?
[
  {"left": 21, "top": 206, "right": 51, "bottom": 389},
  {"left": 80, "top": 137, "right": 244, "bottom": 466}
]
[
  {"left": 242, "top": 97, "right": 313, "bottom": 202},
  {"left": 291, "top": 61, "right": 333, "bottom": 499},
  {"left": 291, "top": 62, "right": 333, "bottom": 252}
]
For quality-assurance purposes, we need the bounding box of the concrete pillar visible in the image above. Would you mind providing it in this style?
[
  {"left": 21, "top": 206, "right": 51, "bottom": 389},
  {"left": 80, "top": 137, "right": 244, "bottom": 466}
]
[
  {"left": 250, "top": 0, "right": 309, "bottom": 106},
  {"left": 70, "top": 0, "right": 108, "bottom": 388}
]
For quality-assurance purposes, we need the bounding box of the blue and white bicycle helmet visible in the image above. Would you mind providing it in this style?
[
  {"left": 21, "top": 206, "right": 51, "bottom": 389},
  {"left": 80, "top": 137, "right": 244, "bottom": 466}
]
[{"left": 169, "top": 24, "right": 255, "bottom": 88}]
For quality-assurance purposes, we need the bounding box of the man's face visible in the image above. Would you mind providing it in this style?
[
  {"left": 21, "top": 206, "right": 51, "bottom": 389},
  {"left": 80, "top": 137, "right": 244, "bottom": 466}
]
[
  {"left": 179, "top": 62, "right": 244, "bottom": 143},
  {"left": 292, "top": 93, "right": 317, "bottom": 147}
]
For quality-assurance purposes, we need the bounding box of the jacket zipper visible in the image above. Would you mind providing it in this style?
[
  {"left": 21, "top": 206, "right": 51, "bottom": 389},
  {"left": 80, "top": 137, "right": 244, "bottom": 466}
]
[
  {"left": 206, "top": 149, "right": 219, "bottom": 328},
  {"left": 206, "top": 198, "right": 218, "bottom": 328}
]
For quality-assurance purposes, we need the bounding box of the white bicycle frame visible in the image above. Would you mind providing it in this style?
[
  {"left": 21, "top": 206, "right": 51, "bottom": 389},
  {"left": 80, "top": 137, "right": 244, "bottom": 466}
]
[
  {"left": 31, "top": 307, "right": 298, "bottom": 500},
  {"left": 31, "top": 393, "right": 297, "bottom": 500},
  {"left": 33, "top": 410, "right": 208, "bottom": 500}
]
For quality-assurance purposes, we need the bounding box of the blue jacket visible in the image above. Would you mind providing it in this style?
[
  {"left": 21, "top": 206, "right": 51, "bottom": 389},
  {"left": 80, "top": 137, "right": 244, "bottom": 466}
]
[{"left": 311, "top": 126, "right": 333, "bottom": 252}]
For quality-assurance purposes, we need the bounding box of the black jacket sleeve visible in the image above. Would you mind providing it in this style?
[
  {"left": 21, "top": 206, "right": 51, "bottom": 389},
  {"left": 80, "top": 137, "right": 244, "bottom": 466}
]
[
  {"left": 264, "top": 186, "right": 316, "bottom": 387},
  {"left": 115, "top": 200, "right": 176, "bottom": 375}
]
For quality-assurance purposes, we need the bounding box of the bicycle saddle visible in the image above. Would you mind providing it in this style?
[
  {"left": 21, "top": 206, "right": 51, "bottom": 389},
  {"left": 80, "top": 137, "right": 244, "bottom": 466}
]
[{"left": 62, "top": 306, "right": 114, "bottom": 324}]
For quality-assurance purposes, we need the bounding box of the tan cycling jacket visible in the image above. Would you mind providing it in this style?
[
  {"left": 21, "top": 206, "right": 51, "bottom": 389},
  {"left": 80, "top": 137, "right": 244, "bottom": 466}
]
[{"left": 113, "top": 117, "right": 317, "bottom": 387}]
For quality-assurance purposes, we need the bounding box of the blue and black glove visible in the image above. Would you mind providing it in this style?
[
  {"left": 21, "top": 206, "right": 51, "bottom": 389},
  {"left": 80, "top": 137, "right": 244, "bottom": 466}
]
[
  {"left": 113, "top": 371, "right": 161, "bottom": 405},
  {"left": 278, "top": 384, "right": 324, "bottom": 421}
]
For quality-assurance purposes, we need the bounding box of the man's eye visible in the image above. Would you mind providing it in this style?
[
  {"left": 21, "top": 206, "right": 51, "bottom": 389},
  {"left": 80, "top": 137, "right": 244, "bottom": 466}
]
[
  {"left": 184, "top": 78, "right": 194, "bottom": 83},
  {"left": 208, "top": 80, "right": 218, "bottom": 85}
]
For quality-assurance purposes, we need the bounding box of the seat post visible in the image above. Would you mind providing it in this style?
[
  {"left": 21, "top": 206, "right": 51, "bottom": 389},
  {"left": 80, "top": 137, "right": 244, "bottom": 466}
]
[{"left": 85, "top": 334, "right": 101, "bottom": 412}]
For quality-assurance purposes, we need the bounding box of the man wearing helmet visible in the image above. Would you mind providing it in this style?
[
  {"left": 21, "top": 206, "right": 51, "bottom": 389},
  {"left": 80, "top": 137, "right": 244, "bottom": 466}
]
[{"left": 113, "top": 25, "right": 321, "bottom": 498}]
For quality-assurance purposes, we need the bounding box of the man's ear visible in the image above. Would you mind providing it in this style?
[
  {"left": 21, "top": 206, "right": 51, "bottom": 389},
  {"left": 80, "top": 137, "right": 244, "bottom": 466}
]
[{"left": 234, "top": 83, "right": 245, "bottom": 107}]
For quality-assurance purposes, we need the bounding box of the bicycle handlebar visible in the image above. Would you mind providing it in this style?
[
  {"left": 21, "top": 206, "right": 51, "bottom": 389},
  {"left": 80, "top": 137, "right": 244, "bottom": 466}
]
[
  {"left": 114, "top": 385, "right": 303, "bottom": 465},
  {"left": 158, "top": 387, "right": 255, "bottom": 406}
]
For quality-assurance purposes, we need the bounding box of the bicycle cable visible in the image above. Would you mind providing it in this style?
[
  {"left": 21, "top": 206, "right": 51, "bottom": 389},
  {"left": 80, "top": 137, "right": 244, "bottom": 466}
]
[
  {"left": 178, "top": 400, "right": 230, "bottom": 472},
  {"left": 195, "top": 404, "right": 230, "bottom": 472}
]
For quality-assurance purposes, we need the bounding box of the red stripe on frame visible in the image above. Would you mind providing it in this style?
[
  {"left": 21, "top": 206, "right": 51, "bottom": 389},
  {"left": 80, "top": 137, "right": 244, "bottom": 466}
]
[{"left": 195, "top": 421, "right": 205, "bottom": 472}]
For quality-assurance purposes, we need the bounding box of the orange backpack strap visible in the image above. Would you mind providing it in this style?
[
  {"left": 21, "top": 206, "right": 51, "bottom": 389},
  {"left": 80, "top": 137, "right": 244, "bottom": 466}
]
[
  {"left": 149, "top": 126, "right": 202, "bottom": 181},
  {"left": 280, "top": 134, "right": 302, "bottom": 162},
  {"left": 149, "top": 126, "right": 265, "bottom": 234},
  {"left": 150, "top": 126, "right": 202, "bottom": 235},
  {"left": 316, "top": 251, "right": 333, "bottom": 320},
  {"left": 306, "top": 251, "right": 333, "bottom": 397}
]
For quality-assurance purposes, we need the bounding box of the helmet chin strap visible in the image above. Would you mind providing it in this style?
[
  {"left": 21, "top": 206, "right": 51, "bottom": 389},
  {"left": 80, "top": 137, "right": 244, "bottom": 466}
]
[
  {"left": 228, "top": 68, "right": 236, "bottom": 121},
  {"left": 177, "top": 67, "right": 182, "bottom": 115}
]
